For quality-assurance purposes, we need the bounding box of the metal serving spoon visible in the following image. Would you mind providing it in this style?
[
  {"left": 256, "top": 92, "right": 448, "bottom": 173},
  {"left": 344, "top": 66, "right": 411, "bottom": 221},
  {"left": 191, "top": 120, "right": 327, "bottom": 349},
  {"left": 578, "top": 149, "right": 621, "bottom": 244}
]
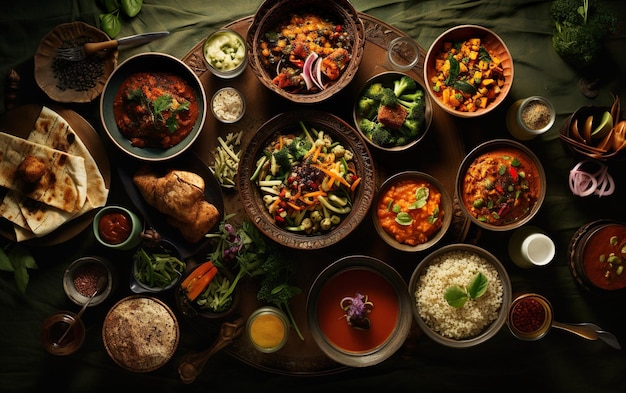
[{"left": 56, "top": 275, "right": 107, "bottom": 345}]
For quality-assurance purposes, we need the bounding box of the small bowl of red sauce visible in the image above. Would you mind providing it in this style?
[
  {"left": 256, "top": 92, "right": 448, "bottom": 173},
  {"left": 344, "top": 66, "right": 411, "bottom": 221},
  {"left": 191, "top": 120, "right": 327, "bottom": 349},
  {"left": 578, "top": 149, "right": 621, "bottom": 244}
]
[
  {"left": 306, "top": 255, "right": 413, "bottom": 367},
  {"left": 93, "top": 205, "right": 143, "bottom": 250},
  {"left": 507, "top": 292, "right": 553, "bottom": 341},
  {"left": 63, "top": 256, "right": 116, "bottom": 307}
]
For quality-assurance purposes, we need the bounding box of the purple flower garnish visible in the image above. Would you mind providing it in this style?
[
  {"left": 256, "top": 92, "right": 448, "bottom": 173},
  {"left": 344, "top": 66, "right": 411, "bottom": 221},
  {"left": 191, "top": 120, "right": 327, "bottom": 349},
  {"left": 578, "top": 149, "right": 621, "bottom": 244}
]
[{"left": 340, "top": 291, "right": 374, "bottom": 330}]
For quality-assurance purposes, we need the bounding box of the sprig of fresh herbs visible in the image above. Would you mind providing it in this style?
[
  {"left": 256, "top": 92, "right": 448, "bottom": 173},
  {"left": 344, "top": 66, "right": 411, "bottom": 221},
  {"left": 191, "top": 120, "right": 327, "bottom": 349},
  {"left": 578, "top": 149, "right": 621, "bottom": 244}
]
[
  {"left": 0, "top": 243, "right": 38, "bottom": 294},
  {"left": 99, "top": 0, "right": 143, "bottom": 38},
  {"left": 444, "top": 272, "right": 488, "bottom": 308},
  {"left": 389, "top": 186, "right": 438, "bottom": 226},
  {"left": 127, "top": 89, "right": 190, "bottom": 132}
]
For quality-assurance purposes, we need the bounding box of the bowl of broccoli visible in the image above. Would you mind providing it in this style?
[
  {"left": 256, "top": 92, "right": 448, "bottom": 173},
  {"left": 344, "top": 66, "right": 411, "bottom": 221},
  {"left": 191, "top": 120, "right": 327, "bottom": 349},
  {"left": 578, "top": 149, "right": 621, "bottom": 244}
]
[{"left": 353, "top": 71, "right": 433, "bottom": 152}]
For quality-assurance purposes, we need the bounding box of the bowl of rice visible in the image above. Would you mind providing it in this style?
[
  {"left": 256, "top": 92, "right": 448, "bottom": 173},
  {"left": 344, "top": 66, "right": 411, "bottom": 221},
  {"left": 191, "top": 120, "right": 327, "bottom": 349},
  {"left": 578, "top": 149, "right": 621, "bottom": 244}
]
[{"left": 408, "top": 243, "right": 512, "bottom": 348}]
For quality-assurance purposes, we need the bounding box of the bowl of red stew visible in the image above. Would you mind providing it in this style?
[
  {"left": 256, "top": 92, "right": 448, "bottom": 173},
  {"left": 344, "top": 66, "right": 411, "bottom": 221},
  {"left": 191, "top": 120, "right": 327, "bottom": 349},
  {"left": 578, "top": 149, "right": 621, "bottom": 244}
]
[
  {"left": 247, "top": 0, "right": 365, "bottom": 104},
  {"left": 373, "top": 171, "right": 452, "bottom": 252},
  {"left": 456, "top": 139, "right": 546, "bottom": 231},
  {"left": 100, "top": 52, "right": 206, "bottom": 161},
  {"left": 93, "top": 205, "right": 143, "bottom": 250},
  {"left": 306, "top": 255, "right": 413, "bottom": 367}
]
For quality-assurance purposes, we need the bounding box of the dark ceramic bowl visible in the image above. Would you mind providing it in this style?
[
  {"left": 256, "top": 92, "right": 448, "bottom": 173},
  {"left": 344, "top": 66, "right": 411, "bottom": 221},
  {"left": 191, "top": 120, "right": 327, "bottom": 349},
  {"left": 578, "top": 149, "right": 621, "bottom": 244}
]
[
  {"left": 456, "top": 139, "right": 545, "bottom": 231},
  {"left": 372, "top": 171, "right": 452, "bottom": 252},
  {"left": 353, "top": 71, "right": 433, "bottom": 152},
  {"left": 237, "top": 110, "right": 376, "bottom": 250},
  {"left": 409, "top": 243, "right": 512, "bottom": 348},
  {"left": 100, "top": 52, "right": 206, "bottom": 161},
  {"left": 247, "top": 0, "right": 365, "bottom": 104},
  {"left": 307, "top": 255, "right": 413, "bottom": 367}
]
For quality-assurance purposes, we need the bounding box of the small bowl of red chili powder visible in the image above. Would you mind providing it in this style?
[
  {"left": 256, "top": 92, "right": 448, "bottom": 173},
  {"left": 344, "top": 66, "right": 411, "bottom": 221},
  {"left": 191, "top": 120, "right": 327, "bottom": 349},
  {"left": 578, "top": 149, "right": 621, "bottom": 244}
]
[
  {"left": 507, "top": 292, "right": 553, "bottom": 341},
  {"left": 63, "top": 256, "right": 116, "bottom": 307},
  {"left": 93, "top": 205, "right": 143, "bottom": 250}
]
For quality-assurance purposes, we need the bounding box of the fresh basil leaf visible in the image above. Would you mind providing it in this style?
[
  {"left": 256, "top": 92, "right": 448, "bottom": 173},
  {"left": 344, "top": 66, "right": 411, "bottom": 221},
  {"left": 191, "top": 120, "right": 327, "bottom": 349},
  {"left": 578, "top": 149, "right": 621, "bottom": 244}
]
[
  {"left": 467, "top": 272, "right": 488, "bottom": 299},
  {"left": 99, "top": 13, "right": 121, "bottom": 38},
  {"left": 428, "top": 206, "right": 439, "bottom": 224},
  {"left": 395, "top": 212, "right": 413, "bottom": 226},
  {"left": 121, "top": 0, "right": 142, "bottom": 17},
  {"left": 444, "top": 55, "right": 459, "bottom": 86},
  {"left": 392, "top": 203, "right": 401, "bottom": 213},
  {"left": 409, "top": 186, "right": 429, "bottom": 209},
  {"left": 7, "top": 244, "right": 37, "bottom": 270},
  {"left": 0, "top": 248, "right": 13, "bottom": 272},
  {"left": 454, "top": 80, "right": 477, "bottom": 95},
  {"left": 444, "top": 285, "right": 468, "bottom": 308}
]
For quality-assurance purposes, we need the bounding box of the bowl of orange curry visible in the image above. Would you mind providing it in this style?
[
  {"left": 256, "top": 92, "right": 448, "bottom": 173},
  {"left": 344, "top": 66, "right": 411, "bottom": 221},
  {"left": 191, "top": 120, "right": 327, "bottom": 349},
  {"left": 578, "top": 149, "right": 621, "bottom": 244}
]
[
  {"left": 373, "top": 171, "right": 452, "bottom": 252},
  {"left": 456, "top": 139, "right": 545, "bottom": 231},
  {"left": 100, "top": 52, "right": 206, "bottom": 161}
]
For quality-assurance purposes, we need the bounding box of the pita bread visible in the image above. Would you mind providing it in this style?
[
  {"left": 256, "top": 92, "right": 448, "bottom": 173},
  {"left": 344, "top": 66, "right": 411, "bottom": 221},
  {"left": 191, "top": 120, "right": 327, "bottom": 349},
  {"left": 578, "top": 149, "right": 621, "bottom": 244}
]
[
  {"left": 0, "top": 132, "right": 87, "bottom": 212},
  {"left": 0, "top": 107, "right": 109, "bottom": 240}
]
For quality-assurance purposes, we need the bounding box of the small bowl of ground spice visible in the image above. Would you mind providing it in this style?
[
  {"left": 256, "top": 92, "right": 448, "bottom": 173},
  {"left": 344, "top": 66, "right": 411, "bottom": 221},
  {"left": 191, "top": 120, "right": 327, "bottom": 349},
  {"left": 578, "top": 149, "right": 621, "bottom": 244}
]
[
  {"left": 507, "top": 292, "right": 553, "bottom": 341},
  {"left": 63, "top": 256, "right": 116, "bottom": 307},
  {"left": 211, "top": 87, "right": 245, "bottom": 123},
  {"left": 34, "top": 21, "right": 118, "bottom": 103},
  {"left": 506, "top": 96, "right": 556, "bottom": 140}
]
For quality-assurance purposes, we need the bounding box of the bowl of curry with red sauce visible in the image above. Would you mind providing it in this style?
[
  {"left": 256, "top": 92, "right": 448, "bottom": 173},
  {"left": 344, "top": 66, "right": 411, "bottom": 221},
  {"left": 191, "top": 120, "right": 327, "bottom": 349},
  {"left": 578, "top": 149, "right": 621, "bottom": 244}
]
[
  {"left": 306, "top": 255, "right": 413, "bottom": 367},
  {"left": 456, "top": 139, "right": 545, "bottom": 231},
  {"left": 373, "top": 171, "right": 452, "bottom": 252},
  {"left": 100, "top": 52, "right": 206, "bottom": 161},
  {"left": 247, "top": 0, "right": 365, "bottom": 104}
]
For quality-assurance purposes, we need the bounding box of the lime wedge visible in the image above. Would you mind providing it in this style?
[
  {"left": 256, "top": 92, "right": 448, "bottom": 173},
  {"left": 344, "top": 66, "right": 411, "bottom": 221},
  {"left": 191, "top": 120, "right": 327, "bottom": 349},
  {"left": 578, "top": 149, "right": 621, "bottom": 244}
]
[{"left": 591, "top": 111, "right": 613, "bottom": 140}]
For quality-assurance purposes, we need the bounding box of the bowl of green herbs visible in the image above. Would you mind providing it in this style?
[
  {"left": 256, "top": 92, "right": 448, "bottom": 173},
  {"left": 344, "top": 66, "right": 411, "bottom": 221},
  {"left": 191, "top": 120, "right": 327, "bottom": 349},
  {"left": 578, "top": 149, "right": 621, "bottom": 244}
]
[{"left": 130, "top": 239, "right": 186, "bottom": 293}]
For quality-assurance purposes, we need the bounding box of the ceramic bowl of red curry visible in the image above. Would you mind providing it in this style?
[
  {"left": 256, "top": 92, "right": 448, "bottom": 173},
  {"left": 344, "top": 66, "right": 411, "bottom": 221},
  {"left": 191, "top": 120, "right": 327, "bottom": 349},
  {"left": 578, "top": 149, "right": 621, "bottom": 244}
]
[
  {"left": 306, "top": 255, "right": 413, "bottom": 367},
  {"left": 456, "top": 139, "right": 546, "bottom": 231},
  {"left": 100, "top": 52, "right": 206, "bottom": 161},
  {"left": 93, "top": 205, "right": 143, "bottom": 251},
  {"left": 373, "top": 171, "right": 452, "bottom": 252}
]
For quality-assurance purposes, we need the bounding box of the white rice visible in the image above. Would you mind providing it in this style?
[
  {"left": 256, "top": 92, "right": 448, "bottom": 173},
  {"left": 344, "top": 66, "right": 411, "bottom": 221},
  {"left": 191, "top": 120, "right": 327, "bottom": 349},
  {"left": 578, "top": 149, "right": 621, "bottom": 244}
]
[{"left": 414, "top": 250, "right": 504, "bottom": 340}]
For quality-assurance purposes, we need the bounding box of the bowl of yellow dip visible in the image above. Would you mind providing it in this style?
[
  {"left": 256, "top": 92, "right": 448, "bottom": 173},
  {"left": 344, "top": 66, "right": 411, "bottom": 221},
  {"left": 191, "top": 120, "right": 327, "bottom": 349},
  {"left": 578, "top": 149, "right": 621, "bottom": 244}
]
[
  {"left": 246, "top": 306, "right": 289, "bottom": 353},
  {"left": 203, "top": 29, "right": 247, "bottom": 79}
]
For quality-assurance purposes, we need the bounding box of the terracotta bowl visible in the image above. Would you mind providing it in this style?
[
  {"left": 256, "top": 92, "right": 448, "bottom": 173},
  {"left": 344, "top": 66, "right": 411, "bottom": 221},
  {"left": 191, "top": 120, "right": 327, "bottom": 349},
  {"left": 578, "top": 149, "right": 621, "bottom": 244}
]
[
  {"left": 34, "top": 21, "right": 118, "bottom": 103},
  {"left": 307, "top": 255, "right": 413, "bottom": 367},
  {"left": 456, "top": 139, "right": 546, "bottom": 232},
  {"left": 409, "top": 243, "right": 512, "bottom": 348},
  {"left": 100, "top": 52, "right": 207, "bottom": 161},
  {"left": 353, "top": 71, "right": 433, "bottom": 152},
  {"left": 423, "top": 25, "right": 513, "bottom": 118},
  {"left": 372, "top": 171, "right": 452, "bottom": 252},
  {"left": 237, "top": 110, "right": 376, "bottom": 250},
  {"left": 247, "top": 0, "right": 365, "bottom": 103}
]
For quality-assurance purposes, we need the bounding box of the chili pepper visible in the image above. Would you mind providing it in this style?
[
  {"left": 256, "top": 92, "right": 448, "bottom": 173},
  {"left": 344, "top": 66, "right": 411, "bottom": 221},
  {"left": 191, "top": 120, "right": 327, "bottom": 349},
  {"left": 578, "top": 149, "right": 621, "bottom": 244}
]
[{"left": 509, "top": 166, "right": 518, "bottom": 182}]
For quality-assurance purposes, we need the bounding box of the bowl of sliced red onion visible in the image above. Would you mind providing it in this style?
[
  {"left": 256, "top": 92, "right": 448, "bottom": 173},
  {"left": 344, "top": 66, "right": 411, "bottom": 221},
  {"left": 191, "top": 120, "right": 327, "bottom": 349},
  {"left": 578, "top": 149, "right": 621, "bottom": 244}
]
[{"left": 568, "top": 160, "right": 615, "bottom": 198}]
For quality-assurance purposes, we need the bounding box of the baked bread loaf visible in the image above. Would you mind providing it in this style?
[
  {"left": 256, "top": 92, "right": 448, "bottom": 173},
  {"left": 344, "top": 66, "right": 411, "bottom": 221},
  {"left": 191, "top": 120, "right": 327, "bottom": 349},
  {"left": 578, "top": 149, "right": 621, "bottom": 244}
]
[{"left": 133, "top": 167, "right": 220, "bottom": 243}]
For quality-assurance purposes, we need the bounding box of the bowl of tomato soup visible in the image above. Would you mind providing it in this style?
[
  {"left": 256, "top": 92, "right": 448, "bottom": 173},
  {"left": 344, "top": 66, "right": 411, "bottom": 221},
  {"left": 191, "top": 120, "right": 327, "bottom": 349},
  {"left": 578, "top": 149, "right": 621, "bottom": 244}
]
[
  {"left": 456, "top": 139, "right": 545, "bottom": 231},
  {"left": 93, "top": 205, "right": 143, "bottom": 250},
  {"left": 306, "top": 255, "right": 413, "bottom": 367},
  {"left": 100, "top": 52, "right": 206, "bottom": 161},
  {"left": 374, "top": 171, "right": 452, "bottom": 252}
]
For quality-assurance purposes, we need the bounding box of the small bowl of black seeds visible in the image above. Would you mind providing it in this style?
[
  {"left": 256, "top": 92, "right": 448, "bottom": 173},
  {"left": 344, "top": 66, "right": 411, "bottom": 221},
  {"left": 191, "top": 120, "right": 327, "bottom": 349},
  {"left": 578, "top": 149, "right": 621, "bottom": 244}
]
[{"left": 34, "top": 21, "right": 118, "bottom": 103}]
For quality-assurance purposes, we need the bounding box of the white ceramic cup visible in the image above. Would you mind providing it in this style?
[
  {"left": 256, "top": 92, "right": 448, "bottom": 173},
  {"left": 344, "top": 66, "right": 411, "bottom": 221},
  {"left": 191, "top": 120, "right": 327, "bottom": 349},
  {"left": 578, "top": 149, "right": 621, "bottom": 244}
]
[{"left": 508, "top": 226, "right": 555, "bottom": 268}]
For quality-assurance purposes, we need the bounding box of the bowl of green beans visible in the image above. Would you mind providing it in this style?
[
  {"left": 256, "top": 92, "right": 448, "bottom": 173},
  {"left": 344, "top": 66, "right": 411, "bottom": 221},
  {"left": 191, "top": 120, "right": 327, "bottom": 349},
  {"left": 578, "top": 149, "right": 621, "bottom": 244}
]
[{"left": 130, "top": 239, "right": 186, "bottom": 293}]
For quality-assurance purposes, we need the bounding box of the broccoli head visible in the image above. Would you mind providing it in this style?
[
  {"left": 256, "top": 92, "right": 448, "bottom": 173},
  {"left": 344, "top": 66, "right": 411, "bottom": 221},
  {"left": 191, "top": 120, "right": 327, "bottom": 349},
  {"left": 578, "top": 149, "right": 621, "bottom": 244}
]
[
  {"left": 357, "top": 96, "right": 377, "bottom": 118},
  {"left": 286, "top": 135, "right": 313, "bottom": 161},
  {"left": 380, "top": 87, "right": 398, "bottom": 107},
  {"left": 371, "top": 126, "right": 395, "bottom": 147},
  {"left": 363, "top": 82, "right": 385, "bottom": 100},
  {"left": 393, "top": 75, "right": 418, "bottom": 97}
]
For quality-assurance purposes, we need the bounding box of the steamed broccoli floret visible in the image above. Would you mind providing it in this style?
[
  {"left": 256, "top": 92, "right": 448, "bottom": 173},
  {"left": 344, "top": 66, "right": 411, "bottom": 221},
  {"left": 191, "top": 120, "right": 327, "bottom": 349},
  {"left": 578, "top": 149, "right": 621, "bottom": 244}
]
[
  {"left": 371, "top": 127, "right": 395, "bottom": 147},
  {"left": 400, "top": 118, "right": 423, "bottom": 137},
  {"left": 357, "top": 96, "right": 377, "bottom": 118},
  {"left": 286, "top": 136, "right": 313, "bottom": 161},
  {"left": 393, "top": 75, "right": 417, "bottom": 97},
  {"left": 363, "top": 82, "right": 385, "bottom": 100},
  {"left": 272, "top": 148, "right": 291, "bottom": 170},
  {"left": 380, "top": 87, "right": 398, "bottom": 107},
  {"left": 550, "top": 0, "right": 617, "bottom": 70},
  {"left": 399, "top": 90, "right": 424, "bottom": 102}
]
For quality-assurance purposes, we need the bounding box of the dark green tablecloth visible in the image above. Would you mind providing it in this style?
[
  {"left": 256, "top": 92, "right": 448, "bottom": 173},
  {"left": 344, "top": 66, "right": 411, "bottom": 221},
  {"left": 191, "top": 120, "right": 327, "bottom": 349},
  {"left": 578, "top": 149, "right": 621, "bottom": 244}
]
[{"left": 1, "top": 1, "right": 626, "bottom": 392}]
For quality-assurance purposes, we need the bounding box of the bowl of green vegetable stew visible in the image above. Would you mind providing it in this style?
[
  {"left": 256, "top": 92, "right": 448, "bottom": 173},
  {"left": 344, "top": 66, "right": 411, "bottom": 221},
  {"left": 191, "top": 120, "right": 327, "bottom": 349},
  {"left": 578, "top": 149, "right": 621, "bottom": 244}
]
[
  {"left": 237, "top": 110, "right": 376, "bottom": 250},
  {"left": 130, "top": 239, "right": 186, "bottom": 293},
  {"left": 353, "top": 71, "right": 432, "bottom": 152}
]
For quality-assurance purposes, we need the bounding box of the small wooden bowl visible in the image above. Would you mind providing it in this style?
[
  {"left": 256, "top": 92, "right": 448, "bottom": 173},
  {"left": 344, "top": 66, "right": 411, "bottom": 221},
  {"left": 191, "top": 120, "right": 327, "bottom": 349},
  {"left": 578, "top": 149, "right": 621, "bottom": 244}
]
[{"left": 34, "top": 22, "right": 118, "bottom": 103}]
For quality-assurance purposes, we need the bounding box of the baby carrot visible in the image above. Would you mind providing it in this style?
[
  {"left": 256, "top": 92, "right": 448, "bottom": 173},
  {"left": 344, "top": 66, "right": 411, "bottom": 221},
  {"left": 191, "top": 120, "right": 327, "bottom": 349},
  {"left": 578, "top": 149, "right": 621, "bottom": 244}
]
[
  {"left": 186, "top": 266, "right": 218, "bottom": 301},
  {"left": 180, "top": 261, "right": 214, "bottom": 290}
]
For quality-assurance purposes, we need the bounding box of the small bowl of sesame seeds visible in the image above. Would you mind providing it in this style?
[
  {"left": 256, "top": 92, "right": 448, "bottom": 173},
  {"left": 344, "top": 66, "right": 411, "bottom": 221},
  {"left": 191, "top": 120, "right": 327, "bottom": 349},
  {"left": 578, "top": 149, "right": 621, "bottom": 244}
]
[
  {"left": 63, "top": 256, "right": 117, "bottom": 307},
  {"left": 34, "top": 21, "right": 118, "bottom": 103}
]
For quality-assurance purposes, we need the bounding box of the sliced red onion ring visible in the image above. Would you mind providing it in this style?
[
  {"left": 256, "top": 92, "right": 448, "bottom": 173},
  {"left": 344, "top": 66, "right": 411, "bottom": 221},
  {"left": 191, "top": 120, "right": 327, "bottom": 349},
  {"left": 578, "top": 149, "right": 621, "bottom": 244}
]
[
  {"left": 302, "top": 53, "right": 318, "bottom": 90},
  {"left": 568, "top": 160, "right": 615, "bottom": 197},
  {"left": 313, "top": 57, "right": 325, "bottom": 90}
]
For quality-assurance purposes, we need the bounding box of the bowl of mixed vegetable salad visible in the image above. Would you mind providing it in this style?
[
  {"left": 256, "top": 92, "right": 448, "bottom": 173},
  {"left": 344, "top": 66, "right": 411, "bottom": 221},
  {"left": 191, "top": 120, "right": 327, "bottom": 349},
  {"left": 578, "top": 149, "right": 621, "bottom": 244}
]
[
  {"left": 423, "top": 25, "right": 513, "bottom": 118},
  {"left": 354, "top": 72, "right": 433, "bottom": 152},
  {"left": 237, "top": 110, "right": 376, "bottom": 250},
  {"left": 246, "top": 0, "right": 365, "bottom": 104}
]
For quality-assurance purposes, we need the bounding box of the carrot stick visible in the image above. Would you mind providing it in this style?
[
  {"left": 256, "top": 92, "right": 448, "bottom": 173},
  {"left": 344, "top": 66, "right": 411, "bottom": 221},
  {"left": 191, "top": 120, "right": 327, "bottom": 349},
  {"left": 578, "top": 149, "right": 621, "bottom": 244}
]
[
  {"left": 287, "top": 201, "right": 302, "bottom": 211},
  {"left": 181, "top": 261, "right": 214, "bottom": 290},
  {"left": 186, "top": 266, "right": 218, "bottom": 301},
  {"left": 312, "top": 164, "right": 351, "bottom": 188},
  {"left": 350, "top": 176, "right": 361, "bottom": 192}
]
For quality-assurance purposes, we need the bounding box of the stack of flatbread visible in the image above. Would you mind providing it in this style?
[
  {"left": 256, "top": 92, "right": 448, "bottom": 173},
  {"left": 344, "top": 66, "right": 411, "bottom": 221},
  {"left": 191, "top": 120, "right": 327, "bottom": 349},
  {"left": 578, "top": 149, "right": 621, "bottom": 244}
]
[{"left": 0, "top": 106, "right": 109, "bottom": 241}]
